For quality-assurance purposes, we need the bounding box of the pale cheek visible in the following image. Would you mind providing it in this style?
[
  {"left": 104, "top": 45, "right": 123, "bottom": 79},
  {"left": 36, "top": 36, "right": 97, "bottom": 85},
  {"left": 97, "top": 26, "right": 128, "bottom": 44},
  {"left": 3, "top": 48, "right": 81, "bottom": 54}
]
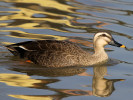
[{"left": 96, "top": 39, "right": 107, "bottom": 46}]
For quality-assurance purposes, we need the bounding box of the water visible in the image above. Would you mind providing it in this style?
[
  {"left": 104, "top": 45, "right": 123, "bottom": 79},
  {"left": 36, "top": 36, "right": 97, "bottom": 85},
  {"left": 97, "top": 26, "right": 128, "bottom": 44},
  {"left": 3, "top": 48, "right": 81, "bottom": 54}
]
[{"left": 0, "top": 0, "right": 133, "bottom": 100}]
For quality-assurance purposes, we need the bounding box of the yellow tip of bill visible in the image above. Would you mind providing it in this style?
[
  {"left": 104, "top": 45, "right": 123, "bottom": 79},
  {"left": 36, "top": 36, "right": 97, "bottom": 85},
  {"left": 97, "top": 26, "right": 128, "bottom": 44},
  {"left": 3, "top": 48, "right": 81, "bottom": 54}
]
[
  {"left": 120, "top": 79, "right": 125, "bottom": 81},
  {"left": 120, "top": 45, "right": 126, "bottom": 48}
]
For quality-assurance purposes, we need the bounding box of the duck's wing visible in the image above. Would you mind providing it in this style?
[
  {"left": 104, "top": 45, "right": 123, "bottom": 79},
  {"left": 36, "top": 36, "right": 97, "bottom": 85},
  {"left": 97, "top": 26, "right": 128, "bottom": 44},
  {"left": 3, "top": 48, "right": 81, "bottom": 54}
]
[
  {"left": 6, "top": 40, "right": 80, "bottom": 57},
  {"left": 6, "top": 40, "right": 76, "bottom": 51}
]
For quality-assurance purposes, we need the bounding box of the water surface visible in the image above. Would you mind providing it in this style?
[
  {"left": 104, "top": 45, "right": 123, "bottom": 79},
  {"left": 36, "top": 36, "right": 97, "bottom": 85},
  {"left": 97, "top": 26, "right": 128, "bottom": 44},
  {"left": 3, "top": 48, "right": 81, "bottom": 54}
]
[{"left": 0, "top": 0, "right": 133, "bottom": 100}]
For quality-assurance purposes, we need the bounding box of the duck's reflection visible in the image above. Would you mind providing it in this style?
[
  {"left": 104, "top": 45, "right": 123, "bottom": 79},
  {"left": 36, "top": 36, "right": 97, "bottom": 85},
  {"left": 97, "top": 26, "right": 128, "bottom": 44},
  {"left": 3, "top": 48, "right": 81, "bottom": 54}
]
[
  {"left": 92, "top": 65, "right": 125, "bottom": 97},
  {"left": 9, "top": 66, "right": 87, "bottom": 77},
  {"left": 3, "top": 63, "right": 125, "bottom": 99}
]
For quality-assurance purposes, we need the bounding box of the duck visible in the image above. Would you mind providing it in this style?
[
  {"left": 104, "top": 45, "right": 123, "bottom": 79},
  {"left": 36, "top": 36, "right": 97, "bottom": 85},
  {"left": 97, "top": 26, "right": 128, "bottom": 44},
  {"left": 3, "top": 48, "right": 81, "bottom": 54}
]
[{"left": 6, "top": 32, "right": 125, "bottom": 67}]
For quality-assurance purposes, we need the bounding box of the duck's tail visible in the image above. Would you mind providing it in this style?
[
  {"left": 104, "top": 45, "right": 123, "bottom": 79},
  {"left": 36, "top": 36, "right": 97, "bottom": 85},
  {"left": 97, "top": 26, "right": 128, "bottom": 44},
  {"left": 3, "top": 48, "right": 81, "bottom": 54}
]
[{"left": 5, "top": 45, "right": 26, "bottom": 58}]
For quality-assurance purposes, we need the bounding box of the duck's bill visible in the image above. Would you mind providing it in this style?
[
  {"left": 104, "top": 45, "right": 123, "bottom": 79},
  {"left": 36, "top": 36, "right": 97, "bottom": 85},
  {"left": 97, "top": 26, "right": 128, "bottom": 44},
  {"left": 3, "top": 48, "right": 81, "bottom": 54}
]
[{"left": 109, "top": 39, "right": 126, "bottom": 48}]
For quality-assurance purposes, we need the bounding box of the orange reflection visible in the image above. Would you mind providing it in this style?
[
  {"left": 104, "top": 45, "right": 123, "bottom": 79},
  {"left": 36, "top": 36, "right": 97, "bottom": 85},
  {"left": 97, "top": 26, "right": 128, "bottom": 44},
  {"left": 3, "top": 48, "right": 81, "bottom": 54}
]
[{"left": 61, "top": 89, "right": 92, "bottom": 96}]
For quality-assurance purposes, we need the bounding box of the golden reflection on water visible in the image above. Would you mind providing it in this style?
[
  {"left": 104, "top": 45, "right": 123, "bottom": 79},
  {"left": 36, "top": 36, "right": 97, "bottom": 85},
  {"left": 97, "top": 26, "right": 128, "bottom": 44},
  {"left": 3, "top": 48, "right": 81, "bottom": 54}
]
[
  {"left": 0, "top": 0, "right": 80, "bottom": 32},
  {"left": 0, "top": 68, "right": 92, "bottom": 100},
  {"left": 1, "top": 30, "right": 68, "bottom": 45},
  {"left": 0, "top": 73, "right": 41, "bottom": 87},
  {"left": 5, "top": 0, "right": 77, "bottom": 13},
  {"left": 0, "top": 0, "right": 109, "bottom": 33},
  {"left": 6, "top": 30, "right": 67, "bottom": 40},
  {"left": 9, "top": 95, "right": 53, "bottom": 100}
]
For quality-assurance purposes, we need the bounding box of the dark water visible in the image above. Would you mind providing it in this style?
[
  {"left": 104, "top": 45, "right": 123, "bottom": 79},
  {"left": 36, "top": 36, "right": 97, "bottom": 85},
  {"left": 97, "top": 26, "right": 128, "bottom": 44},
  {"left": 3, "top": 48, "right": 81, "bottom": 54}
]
[{"left": 0, "top": 0, "right": 133, "bottom": 100}]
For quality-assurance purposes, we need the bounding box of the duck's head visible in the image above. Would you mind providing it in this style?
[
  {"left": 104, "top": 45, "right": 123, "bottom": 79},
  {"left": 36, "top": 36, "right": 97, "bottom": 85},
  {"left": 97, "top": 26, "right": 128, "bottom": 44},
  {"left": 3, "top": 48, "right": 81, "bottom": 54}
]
[{"left": 93, "top": 32, "right": 125, "bottom": 48}]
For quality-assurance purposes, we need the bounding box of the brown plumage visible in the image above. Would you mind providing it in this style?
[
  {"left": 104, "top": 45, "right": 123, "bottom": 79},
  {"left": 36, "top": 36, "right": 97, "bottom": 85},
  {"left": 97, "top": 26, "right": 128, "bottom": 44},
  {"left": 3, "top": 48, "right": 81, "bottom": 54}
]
[{"left": 6, "top": 32, "right": 125, "bottom": 67}]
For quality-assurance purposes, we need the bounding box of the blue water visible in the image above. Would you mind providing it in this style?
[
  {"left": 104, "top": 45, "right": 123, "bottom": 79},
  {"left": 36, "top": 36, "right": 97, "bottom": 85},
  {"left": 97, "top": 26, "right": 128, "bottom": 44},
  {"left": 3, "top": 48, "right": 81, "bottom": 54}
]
[{"left": 0, "top": 0, "right": 133, "bottom": 100}]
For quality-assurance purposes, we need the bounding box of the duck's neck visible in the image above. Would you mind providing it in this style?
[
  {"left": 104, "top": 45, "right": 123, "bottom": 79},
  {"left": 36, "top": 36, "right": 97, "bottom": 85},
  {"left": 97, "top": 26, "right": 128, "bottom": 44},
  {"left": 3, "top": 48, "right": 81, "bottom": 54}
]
[
  {"left": 82, "top": 46, "right": 108, "bottom": 66},
  {"left": 94, "top": 46, "right": 108, "bottom": 60},
  {"left": 94, "top": 45, "right": 107, "bottom": 55}
]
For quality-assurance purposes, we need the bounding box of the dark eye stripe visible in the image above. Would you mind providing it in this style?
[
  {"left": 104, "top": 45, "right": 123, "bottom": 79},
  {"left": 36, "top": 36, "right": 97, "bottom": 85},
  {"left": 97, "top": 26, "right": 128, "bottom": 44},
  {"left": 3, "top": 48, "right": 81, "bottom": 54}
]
[
  {"left": 100, "top": 34, "right": 112, "bottom": 39},
  {"left": 102, "top": 34, "right": 107, "bottom": 37}
]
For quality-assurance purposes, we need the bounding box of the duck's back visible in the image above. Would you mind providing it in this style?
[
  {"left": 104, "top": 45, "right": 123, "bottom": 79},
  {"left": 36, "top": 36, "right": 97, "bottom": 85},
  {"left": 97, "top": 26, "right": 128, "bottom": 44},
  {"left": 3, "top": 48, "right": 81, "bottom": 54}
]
[{"left": 6, "top": 40, "right": 88, "bottom": 67}]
